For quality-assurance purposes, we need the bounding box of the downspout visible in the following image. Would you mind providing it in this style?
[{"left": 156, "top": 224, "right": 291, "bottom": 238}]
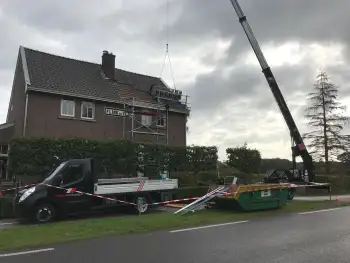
[{"left": 166, "top": 104, "right": 169, "bottom": 145}]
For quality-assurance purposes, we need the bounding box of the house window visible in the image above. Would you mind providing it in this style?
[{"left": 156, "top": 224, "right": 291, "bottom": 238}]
[
  {"left": 157, "top": 115, "right": 166, "bottom": 127},
  {"left": 61, "top": 99, "right": 75, "bottom": 117},
  {"left": 141, "top": 115, "right": 152, "bottom": 127},
  {"left": 81, "top": 101, "right": 95, "bottom": 119}
]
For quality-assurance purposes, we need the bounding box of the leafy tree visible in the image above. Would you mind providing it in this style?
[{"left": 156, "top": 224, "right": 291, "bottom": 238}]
[
  {"left": 304, "top": 71, "right": 349, "bottom": 173},
  {"left": 226, "top": 143, "right": 262, "bottom": 174}
]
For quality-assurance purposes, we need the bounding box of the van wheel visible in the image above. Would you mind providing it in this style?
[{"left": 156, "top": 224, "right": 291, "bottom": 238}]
[
  {"left": 135, "top": 196, "right": 148, "bottom": 214},
  {"left": 34, "top": 203, "right": 56, "bottom": 224}
]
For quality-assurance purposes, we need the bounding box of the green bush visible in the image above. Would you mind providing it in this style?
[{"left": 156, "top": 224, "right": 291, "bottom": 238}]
[{"left": 8, "top": 138, "right": 218, "bottom": 179}]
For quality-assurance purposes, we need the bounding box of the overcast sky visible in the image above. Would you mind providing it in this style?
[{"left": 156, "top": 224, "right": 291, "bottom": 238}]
[{"left": 1, "top": 0, "right": 350, "bottom": 161}]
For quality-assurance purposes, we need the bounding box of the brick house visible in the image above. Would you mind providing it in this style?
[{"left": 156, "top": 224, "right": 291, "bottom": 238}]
[{"left": 0, "top": 46, "right": 190, "bottom": 179}]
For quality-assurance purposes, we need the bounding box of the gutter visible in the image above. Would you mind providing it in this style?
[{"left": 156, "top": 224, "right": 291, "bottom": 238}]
[{"left": 27, "top": 86, "right": 191, "bottom": 115}]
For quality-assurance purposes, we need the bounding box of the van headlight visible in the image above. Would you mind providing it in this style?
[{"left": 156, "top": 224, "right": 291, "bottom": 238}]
[{"left": 19, "top": 187, "right": 36, "bottom": 203}]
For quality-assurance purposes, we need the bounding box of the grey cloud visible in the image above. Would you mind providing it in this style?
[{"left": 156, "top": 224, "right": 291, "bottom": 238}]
[
  {"left": 187, "top": 60, "right": 317, "bottom": 118},
  {"left": 163, "top": 0, "right": 350, "bottom": 45},
  {"left": 0, "top": 14, "right": 21, "bottom": 70},
  {"left": 186, "top": 65, "right": 262, "bottom": 113},
  {"left": 151, "top": 0, "right": 350, "bottom": 67},
  {"left": 1, "top": 0, "right": 118, "bottom": 33},
  {"left": 188, "top": 99, "right": 297, "bottom": 155},
  {"left": 1, "top": 0, "right": 164, "bottom": 39},
  {"left": 222, "top": 130, "right": 287, "bottom": 147},
  {"left": 324, "top": 64, "right": 350, "bottom": 97}
]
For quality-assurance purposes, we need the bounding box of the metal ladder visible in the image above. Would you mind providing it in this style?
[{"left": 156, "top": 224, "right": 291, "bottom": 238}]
[{"left": 174, "top": 185, "right": 230, "bottom": 215}]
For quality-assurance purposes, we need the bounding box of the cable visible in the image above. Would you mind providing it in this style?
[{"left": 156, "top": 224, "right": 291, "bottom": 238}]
[
  {"left": 167, "top": 48, "right": 176, "bottom": 90},
  {"left": 159, "top": 0, "right": 177, "bottom": 90}
]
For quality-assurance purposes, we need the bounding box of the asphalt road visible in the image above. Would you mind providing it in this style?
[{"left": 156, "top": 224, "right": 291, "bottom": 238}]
[{"left": 1, "top": 206, "right": 350, "bottom": 263}]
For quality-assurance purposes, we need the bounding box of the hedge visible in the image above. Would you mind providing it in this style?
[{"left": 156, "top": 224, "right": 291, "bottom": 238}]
[{"left": 8, "top": 137, "right": 218, "bottom": 179}]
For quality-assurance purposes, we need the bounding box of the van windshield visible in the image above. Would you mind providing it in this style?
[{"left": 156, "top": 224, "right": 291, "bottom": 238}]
[{"left": 42, "top": 162, "right": 67, "bottom": 184}]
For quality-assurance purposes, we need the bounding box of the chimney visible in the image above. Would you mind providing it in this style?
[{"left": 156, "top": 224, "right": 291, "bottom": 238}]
[{"left": 101, "top": 50, "right": 116, "bottom": 80}]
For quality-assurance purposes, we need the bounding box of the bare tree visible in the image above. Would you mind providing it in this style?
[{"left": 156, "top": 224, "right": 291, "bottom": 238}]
[{"left": 304, "top": 71, "right": 349, "bottom": 173}]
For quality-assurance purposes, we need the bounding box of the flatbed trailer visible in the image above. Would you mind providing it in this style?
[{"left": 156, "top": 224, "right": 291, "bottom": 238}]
[{"left": 13, "top": 158, "right": 178, "bottom": 223}]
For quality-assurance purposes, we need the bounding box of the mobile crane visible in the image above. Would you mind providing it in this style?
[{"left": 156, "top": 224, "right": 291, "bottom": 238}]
[{"left": 229, "top": 0, "right": 329, "bottom": 189}]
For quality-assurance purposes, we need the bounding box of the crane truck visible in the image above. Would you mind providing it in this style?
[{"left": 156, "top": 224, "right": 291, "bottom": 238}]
[{"left": 228, "top": 0, "right": 330, "bottom": 189}]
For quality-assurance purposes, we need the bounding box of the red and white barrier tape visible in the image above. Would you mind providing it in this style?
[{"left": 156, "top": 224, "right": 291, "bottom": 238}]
[
  {"left": 1, "top": 181, "right": 331, "bottom": 209},
  {"left": 150, "top": 197, "right": 199, "bottom": 206},
  {"left": 39, "top": 184, "right": 212, "bottom": 207},
  {"left": 0, "top": 184, "right": 36, "bottom": 197},
  {"left": 40, "top": 184, "right": 137, "bottom": 206}
]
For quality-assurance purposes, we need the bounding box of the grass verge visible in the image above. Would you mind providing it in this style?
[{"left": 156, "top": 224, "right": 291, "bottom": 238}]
[{"left": 0, "top": 200, "right": 349, "bottom": 251}]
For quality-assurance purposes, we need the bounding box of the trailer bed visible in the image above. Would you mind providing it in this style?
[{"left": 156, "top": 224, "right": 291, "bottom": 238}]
[
  {"left": 97, "top": 177, "right": 149, "bottom": 185},
  {"left": 94, "top": 179, "right": 178, "bottom": 195}
]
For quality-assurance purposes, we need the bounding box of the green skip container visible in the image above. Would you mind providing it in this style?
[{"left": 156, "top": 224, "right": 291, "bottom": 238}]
[{"left": 214, "top": 183, "right": 294, "bottom": 212}]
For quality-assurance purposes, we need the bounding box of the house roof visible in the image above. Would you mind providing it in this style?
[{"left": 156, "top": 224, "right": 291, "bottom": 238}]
[{"left": 21, "top": 46, "right": 189, "bottom": 112}]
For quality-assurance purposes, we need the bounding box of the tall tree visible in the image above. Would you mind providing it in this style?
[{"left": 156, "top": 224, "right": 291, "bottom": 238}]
[{"left": 304, "top": 71, "right": 349, "bottom": 173}]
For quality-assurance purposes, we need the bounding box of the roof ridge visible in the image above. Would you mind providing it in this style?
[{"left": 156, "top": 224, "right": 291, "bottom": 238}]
[
  {"left": 21, "top": 45, "right": 162, "bottom": 80},
  {"left": 22, "top": 46, "right": 102, "bottom": 67},
  {"left": 117, "top": 67, "right": 161, "bottom": 81}
]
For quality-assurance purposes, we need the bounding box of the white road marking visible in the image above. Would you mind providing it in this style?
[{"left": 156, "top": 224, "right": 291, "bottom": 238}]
[
  {"left": 0, "top": 248, "right": 55, "bottom": 258},
  {"left": 298, "top": 207, "right": 343, "bottom": 215},
  {"left": 170, "top": 220, "right": 249, "bottom": 233}
]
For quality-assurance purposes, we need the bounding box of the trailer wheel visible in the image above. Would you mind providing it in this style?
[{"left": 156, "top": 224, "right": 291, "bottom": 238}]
[
  {"left": 135, "top": 196, "right": 148, "bottom": 214},
  {"left": 34, "top": 203, "right": 56, "bottom": 224}
]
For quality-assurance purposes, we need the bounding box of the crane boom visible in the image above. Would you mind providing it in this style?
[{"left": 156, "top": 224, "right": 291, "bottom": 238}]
[{"left": 228, "top": 0, "right": 315, "bottom": 183}]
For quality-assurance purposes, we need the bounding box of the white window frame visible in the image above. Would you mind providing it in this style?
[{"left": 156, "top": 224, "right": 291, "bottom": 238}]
[
  {"left": 81, "top": 101, "right": 95, "bottom": 120},
  {"left": 156, "top": 115, "right": 166, "bottom": 127},
  {"left": 60, "top": 99, "right": 75, "bottom": 117},
  {"left": 141, "top": 115, "right": 152, "bottom": 127}
]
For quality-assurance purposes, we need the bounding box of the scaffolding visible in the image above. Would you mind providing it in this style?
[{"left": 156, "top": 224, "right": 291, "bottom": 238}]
[
  {"left": 124, "top": 97, "right": 169, "bottom": 145},
  {"left": 102, "top": 87, "right": 189, "bottom": 178},
  {"left": 118, "top": 86, "right": 189, "bottom": 146}
]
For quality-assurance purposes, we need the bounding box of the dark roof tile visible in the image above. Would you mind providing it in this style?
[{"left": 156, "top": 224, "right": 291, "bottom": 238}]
[{"left": 23, "top": 47, "right": 175, "bottom": 105}]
